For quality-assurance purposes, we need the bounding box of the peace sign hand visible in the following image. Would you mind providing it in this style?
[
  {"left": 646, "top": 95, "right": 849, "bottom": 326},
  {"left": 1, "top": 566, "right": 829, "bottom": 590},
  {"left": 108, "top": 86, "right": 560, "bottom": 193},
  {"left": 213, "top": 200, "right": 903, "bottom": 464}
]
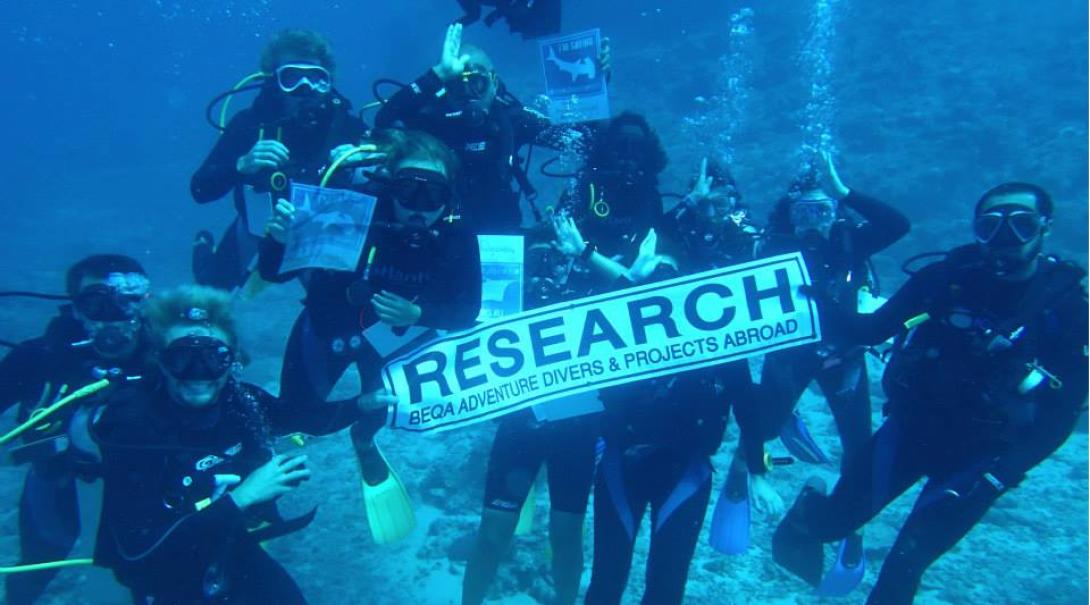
[{"left": 433, "top": 23, "right": 471, "bottom": 81}]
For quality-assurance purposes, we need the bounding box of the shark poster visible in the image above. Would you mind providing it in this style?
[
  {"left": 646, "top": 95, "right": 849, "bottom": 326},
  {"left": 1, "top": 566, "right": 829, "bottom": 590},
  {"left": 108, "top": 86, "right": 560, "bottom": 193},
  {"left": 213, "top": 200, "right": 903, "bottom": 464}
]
[
  {"left": 539, "top": 28, "right": 610, "bottom": 124},
  {"left": 279, "top": 183, "right": 377, "bottom": 274}
]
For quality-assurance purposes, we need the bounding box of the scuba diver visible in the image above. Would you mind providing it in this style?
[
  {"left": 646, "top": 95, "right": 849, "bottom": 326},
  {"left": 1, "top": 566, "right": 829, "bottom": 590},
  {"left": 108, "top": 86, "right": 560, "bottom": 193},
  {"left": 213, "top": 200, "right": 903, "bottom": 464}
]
[
  {"left": 772, "top": 182, "right": 1088, "bottom": 605},
  {"left": 0, "top": 254, "right": 149, "bottom": 605},
  {"left": 659, "top": 157, "right": 759, "bottom": 267},
  {"left": 91, "top": 285, "right": 371, "bottom": 604},
  {"left": 563, "top": 111, "right": 667, "bottom": 250},
  {"left": 579, "top": 159, "right": 767, "bottom": 605},
  {"left": 719, "top": 150, "right": 909, "bottom": 594},
  {"left": 456, "top": 0, "right": 562, "bottom": 39},
  {"left": 258, "top": 129, "right": 481, "bottom": 545},
  {"left": 461, "top": 113, "right": 664, "bottom": 605},
  {"left": 374, "top": 23, "right": 610, "bottom": 233},
  {"left": 190, "top": 29, "right": 367, "bottom": 291},
  {"left": 654, "top": 158, "right": 793, "bottom": 558}
]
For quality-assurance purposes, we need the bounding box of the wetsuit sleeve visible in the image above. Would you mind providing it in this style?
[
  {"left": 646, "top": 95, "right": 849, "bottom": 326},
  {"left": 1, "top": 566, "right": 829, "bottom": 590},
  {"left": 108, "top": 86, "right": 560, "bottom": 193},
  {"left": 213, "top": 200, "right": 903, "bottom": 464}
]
[
  {"left": 256, "top": 237, "right": 298, "bottom": 284},
  {"left": 827, "top": 264, "right": 943, "bottom": 346},
  {"left": 190, "top": 110, "right": 261, "bottom": 204},
  {"left": 512, "top": 105, "right": 555, "bottom": 146},
  {"left": 840, "top": 190, "right": 910, "bottom": 256},
  {"left": 417, "top": 231, "right": 483, "bottom": 329},
  {"left": 990, "top": 291, "right": 1089, "bottom": 487},
  {"left": 374, "top": 69, "right": 447, "bottom": 129},
  {"left": 0, "top": 342, "right": 48, "bottom": 417},
  {"left": 257, "top": 386, "right": 364, "bottom": 436}
]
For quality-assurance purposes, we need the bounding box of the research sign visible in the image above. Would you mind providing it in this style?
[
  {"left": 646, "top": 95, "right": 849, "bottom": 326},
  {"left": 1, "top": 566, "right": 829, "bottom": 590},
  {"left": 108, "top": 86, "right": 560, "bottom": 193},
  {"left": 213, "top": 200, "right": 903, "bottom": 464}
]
[{"left": 383, "top": 253, "right": 820, "bottom": 433}]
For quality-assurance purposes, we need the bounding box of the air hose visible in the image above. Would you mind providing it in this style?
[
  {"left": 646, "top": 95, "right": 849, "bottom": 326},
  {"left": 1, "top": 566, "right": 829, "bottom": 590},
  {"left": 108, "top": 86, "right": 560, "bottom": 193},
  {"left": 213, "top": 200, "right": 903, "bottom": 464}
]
[{"left": 0, "top": 378, "right": 111, "bottom": 446}]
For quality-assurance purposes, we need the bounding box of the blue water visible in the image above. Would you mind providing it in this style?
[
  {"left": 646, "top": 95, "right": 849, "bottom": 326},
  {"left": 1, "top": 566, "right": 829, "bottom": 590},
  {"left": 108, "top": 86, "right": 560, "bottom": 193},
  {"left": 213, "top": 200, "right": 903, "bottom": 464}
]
[{"left": 1, "top": 1, "right": 1087, "bottom": 604}]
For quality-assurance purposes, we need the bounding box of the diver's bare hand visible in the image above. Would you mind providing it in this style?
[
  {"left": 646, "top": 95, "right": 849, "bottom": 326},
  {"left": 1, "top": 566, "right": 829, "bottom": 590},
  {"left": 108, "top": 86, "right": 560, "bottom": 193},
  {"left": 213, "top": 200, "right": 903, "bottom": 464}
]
[
  {"left": 433, "top": 23, "right": 470, "bottom": 81},
  {"left": 237, "top": 140, "right": 290, "bottom": 175},
  {"left": 750, "top": 473, "right": 786, "bottom": 517},
  {"left": 687, "top": 157, "right": 713, "bottom": 204},
  {"left": 626, "top": 228, "right": 675, "bottom": 282},
  {"left": 230, "top": 454, "right": 310, "bottom": 511},
  {"left": 266, "top": 199, "right": 295, "bottom": 244},
  {"left": 358, "top": 388, "right": 398, "bottom": 412},
  {"left": 552, "top": 215, "right": 587, "bottom": 257},
  {"left": 371, "top": 290, "right": 422, "bottom": 327},
  {"left": 598, "top": 37, "right": 613, "bottom": 81}
]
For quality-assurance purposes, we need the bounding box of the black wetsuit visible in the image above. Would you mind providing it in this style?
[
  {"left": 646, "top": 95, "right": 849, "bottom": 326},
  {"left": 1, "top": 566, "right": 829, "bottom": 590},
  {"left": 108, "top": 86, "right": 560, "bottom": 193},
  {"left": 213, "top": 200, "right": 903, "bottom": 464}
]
[
  {"left": 777, "top": 247, "right": 1088, "bottom": 605},
  {"left": 92, "top": 378, "right": 363, "bottom": 604},
  {"left": 374, "top": 70, "right": 559, "bottom": 233},
  {"left": 478, "top": 167, "right": 664, "bottom": 519},
  {"left": 190, "top": 87, "right": 367, "bottom": 290},
  {"left": 658, "top": 201, "right": 769, "bottom": 474},
  {"left": 584, "top": 205, "right": 762, "bottom": 605},
  {"left": 258, "top": 201, "right": 481, "bottom": 443},
  {"left": 0, "top": 309, "right": 144, "bottom": 605},
  {"left": 747, "top": 190, "right": 909, "bottom": 474}
]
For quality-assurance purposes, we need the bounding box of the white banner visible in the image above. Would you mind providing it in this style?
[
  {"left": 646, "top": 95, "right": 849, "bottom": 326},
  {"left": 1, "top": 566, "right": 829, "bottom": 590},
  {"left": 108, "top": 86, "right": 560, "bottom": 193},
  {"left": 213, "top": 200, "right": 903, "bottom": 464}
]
[{"left": 383, "top": 253, "right": 820, "bottom": 433}]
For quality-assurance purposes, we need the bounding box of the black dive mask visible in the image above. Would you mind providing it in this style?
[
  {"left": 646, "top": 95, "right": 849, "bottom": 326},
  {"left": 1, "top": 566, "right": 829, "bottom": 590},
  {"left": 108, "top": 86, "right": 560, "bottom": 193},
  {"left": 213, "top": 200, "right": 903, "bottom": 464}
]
[
  {"left": 74, "top": 284, "right": 144, "bottom": 322},
  {"left": 384, "top": 168, "right": 454, "bottom": 211},
  {"left": 160, "top": 336, "right": 235, "bottom": 381}
]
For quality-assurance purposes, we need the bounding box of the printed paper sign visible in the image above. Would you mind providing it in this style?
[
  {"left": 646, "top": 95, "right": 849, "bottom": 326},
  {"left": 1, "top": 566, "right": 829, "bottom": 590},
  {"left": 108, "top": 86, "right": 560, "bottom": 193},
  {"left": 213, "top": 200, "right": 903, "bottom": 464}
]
[
  {"left": 242, "top": 186, "right": 274, "bottom": 238},
  {"left": 383, "top": 253, "right": 821, "bottom": 433},
  {"left": 539, "top": 28, "right": 610, "bottom": 123},
  {"left": 280, "top": 184, "right": 376, "bottom": 274},
  {"left": 477, "top": 235, "right": 525, "bottom": 321}
]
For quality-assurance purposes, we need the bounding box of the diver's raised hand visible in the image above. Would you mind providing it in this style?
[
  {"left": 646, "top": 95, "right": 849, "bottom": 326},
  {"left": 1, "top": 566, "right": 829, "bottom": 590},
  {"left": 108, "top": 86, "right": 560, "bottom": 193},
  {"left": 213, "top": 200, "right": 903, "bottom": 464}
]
[
  {"left": 433, "top": 23, "right": 471, "bottom": 81},
  {"left": 266, "top": 199, "right": 295, "bottom": 244},
  {"left": 687, "top": 157, "right": 713, "bottom": 204},
  {"left": 237, "top": 140, "right": 290, "bottom": 175},
  {"left": 371, "top": 290, "right": 422, "bottom": 327},
  {"left": 552, "top": 215, "right": 587, "bottom": 257},
  {"left": 819, "top": 150, "right": 850, "bottom": 199},
  {"left": 626, "top": 228, "right": 676, "bottom": 282},
  {"left": 230, "top": 454, "right": 310, "bottom": 511}
]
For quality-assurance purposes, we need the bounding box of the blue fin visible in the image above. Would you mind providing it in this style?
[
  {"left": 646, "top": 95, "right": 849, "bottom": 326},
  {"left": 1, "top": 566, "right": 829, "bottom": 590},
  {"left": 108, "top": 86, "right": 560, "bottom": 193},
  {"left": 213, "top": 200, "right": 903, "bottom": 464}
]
[
  {"left": 708, "top": 468, "right": 750, "bottom": 555},
  {"left": 779, "top": 410, "right": 831, "bottom": 464},
  {"left": 816, "top": 534, "right": 865, "bottom": 597}
]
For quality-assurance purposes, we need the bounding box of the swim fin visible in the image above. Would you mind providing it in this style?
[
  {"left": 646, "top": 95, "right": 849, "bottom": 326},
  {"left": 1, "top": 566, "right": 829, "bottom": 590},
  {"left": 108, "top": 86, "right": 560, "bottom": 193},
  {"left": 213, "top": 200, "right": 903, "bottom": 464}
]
[
  {"left": 358, "top": 443, "right": 416, "bottom": 545},
  {"left": 708, "top": 467, "right": 750, "bottom": 555},
  {"left": 779, "top": 410, "right": 831, "bottom": 464},
  {"left": 816, "top": 533, "right": 865, "bottom": 597},
  {"left": 772, "top": 476, "right": 826, "bottom": 587},
  {"left": 514, "top": 480, "right": 536, "bottom": 536}
]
